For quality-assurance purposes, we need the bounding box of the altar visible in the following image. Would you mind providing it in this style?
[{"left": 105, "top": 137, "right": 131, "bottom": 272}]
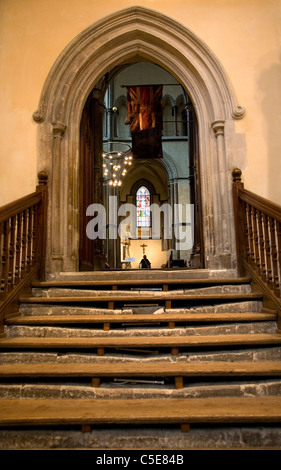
[{"left": 121, "top": 239, "right": 167, "bottom": 269}]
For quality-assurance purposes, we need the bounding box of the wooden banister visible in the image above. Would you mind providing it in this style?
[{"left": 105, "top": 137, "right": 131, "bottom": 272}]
[
  {"left": 232, "top": 169, "right": 281, "bottom": 327},
  {"left": 0, "top": 172, "right": 48, "bottom": 334}
]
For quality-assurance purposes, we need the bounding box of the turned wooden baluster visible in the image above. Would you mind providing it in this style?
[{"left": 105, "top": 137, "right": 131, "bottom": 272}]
[
  {"left": 0, "top": 222, "right": 4, "bottom": 298},
  {"left": 257, "top": 209, "right": 267, "bottom": 282},
  {"left": 1, "top": 220, "right": 10, "bottom": 297},
  {"left": 8, "top": 215, "right": 16, "bottom": 290},
  {"left": 26, "top": 207, "right": 33, "bottom": 268},
  {"left": 268, "top": 216, "right": 280, "bottom": 297},
  {"left": 249, "top": 205, "right": 257, "bottom": 266},
  {"left": 277, "top": 221, "right": 281, "bottom": 298},
  {"left": 252, "top": 207, "right": 261, "bottom": 274},
  {"left": 244, "top": 202, "right": 252, "bottom": 263},
  {"left": 21, "top": 209, "right": 28, "bottom": 275},
  {"left": 30, "top": 205, "right": 36, "bottom": 266},
  {"left": 15, "top": 212, "right": 23, "bottom": 283},
  {"left": 263, "top": 213, "right": 273, "bottom": 289}
]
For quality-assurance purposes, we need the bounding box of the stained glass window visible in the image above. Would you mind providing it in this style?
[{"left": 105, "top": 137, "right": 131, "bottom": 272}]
[{"left": 136, "top": 186, "right": 151, "bottom": 227}]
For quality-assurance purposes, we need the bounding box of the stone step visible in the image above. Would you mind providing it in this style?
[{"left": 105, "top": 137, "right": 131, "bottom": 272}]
[
  {"left": 4, "top": 321, "right": 277, "bottom": 338},
  {"left": 2, "top": 379, "right": 281, "bottom": 400},
  {"left": 17, "top": 300, "right": 265, "bottom": 316},
  {"left": 44, "top": 271, "right": 244, "bottom": 282},
  {"left": 1, "top": 397, "right": 281, "bottom": 429},
  {"left": 31, "top": 284, "right": 253, "bottom": 297},
  {"left": 1, "top": 345, "right": 281, "bottom": 364},
  {"left": 0, "top": 425, "right": 281, "bottom": 450}
]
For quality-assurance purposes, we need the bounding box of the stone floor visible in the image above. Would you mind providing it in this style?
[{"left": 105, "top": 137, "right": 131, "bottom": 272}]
[{"left": 1, "top": 425, "right": 281, "bottom": 450}]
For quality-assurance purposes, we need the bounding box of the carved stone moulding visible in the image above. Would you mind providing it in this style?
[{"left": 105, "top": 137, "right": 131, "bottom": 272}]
[{"left": 33, "top": 7, "right": 246, "bottom": 275}]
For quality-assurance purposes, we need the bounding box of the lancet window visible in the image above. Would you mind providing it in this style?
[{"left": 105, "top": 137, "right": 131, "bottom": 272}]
[{"left": 136, "top": 186, "right": 151, "bottom": 227}]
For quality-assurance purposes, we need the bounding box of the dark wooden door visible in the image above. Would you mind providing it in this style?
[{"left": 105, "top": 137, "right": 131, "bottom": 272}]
[{"left": 79, "top": 94, "right": 95, "bottom": 271}]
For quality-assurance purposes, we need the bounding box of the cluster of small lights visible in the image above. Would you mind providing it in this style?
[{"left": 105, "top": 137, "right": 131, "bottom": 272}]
[{"left": 103, "top": 152, "right": 133, "bottom": 187}]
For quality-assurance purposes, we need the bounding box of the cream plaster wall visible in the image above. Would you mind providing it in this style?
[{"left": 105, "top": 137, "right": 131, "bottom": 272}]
[{"left": 0, "top": 0, "right": 280, "bottom": 206}]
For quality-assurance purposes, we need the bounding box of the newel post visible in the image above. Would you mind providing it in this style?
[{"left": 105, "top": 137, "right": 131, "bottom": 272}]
[
  {"left": 36, "top": 171, "right": 48, "bottom": 281},
  {"left": 232, "top": 168, "right": 247, "bottom": 276}
]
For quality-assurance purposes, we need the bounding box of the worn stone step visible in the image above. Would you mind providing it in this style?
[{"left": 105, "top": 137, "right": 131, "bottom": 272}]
[
  {"left": 0, "top": 425, "right": 281, "bottom": 450},
  {"left": 1, "top": 346, "right": 281, "bottom": 364},
  {"left": 2, "top": 379, "right": 281, "bottom": 400},
  {"left": 4, "top": 321, "right": 277, "bottom": 339},
  {"left": 44, "top": 271, "right": 245, "bottom": 282},
  {"left": 31, "top": 284, "right": 252, "bottom": 297},
  {"left": 17, "top": 300, "right": 265, "bottom": 316},
  {"left": 1, "top": 397, "right": 281, "bottom": 429}
]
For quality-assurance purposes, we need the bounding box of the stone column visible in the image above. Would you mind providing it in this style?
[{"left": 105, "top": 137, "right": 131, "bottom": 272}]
[
  {"left": 211, "top": 119, "right": 232, "bottom": 268},
  {"left": 51, "top": 121, "right": 66, "bottom": 270}
]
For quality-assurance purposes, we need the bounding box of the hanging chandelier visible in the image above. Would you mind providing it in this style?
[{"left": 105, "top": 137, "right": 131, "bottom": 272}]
[{"left": 102, "top": 141, "right": 133, "bottom": 187}]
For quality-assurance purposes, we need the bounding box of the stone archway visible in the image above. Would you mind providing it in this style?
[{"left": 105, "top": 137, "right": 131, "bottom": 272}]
[{"left": 33, "top": 6, "right": 246, "bottom": 276}]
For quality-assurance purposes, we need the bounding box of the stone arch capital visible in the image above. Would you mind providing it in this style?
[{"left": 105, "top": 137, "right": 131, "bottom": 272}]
[{"left": 211, "top": 120, "right": 225, "bottom": 138}]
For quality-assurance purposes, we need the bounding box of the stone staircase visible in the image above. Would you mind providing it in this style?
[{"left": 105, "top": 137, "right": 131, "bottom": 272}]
[{"left": 1, "top": 271, "right": 281, "bottom": 449}]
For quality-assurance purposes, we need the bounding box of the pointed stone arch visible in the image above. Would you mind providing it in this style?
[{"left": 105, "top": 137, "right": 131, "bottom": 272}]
[{"left": 34, "top": 6, "right": 246, "bottom": 275}]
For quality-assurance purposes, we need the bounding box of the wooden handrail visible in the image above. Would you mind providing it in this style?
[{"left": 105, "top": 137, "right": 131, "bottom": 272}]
[
  {"left": 236, "top": 188, "right": 281, "bottom": 223},
  {"left": 232, "top": 168, "right": 281, "bottom": 325},
  {"left": 0, "top": 172, "right": 48, "bottom": 333}
]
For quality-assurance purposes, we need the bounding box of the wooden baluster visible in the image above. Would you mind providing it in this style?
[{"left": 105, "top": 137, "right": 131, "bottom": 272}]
[
  {"left": 26, "top": 207, "right": 32, "bottom": 268},
  {"left": 257, "top": 209, "right": 267, "bottom": 282},
  {"left": 30, "top": 205, "right": 36, "bottom": 266},
  {"left": 0, "top": 222, "right": 4, "bottom": 299},
  {"left": 33, "top": 204, "right": 41, "bottom": 263},
  {"left": 244, "top": 203, "right": 251, "bottom": 263},
  {"left": 21, "top": 210, "right": 28, "bottom": 275},
  {"left": 8, "top": 215, "right": 16, "bottom": 290},
  {"left": 269, "top": 217, "right": 280, "bottom": 297},
  {"left": 249, "top": 205, "right": 256, "bottom": 266},
  {"left": 2, "top": 220, "right": 10, "bottom": 296},
  {"left": 276, "top": 221, "right": 281, "bottom": 298},
  {"left": 252, "top": 207, "right": 261, "bottom": 274},
  {"left": 15, "top": 212, "right": 23, "bottom": 283},
  {"left": 263, "top": 213, "right": 273, "bottom": 288}
]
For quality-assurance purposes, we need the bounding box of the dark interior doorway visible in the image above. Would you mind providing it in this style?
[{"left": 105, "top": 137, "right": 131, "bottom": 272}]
[{"left": 79, "top": 63, "right": 204, "bottom": 271}]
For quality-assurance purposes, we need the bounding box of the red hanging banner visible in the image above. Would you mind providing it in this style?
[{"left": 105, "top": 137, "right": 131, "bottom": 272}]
[{"left": 125, "top": 85, "right": 163, "bottom": 158}]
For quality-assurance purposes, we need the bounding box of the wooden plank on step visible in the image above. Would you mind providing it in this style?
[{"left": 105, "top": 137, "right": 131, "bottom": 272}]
[
  {"left": 18, "top": 292, "right": 263, "bottom": 304},
  {"left": 6, "top": 312, "right": 277, "bottom": 326},
  {"left": 1, "top": 397, "right": 281, "bottom": 427},
  {"left": 0, "top": 334, "right": 281, "bottom": 350},
  {"left": 32, "top": 277, "right": 252, "bottom": 288},
  {"left": 1, "top": 361, "right": 281, "bottom": 378}
]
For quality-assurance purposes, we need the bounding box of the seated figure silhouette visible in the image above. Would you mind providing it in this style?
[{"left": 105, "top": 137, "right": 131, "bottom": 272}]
[{"left": 139, "top": 254, "right": 151, "bottom": 269}]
